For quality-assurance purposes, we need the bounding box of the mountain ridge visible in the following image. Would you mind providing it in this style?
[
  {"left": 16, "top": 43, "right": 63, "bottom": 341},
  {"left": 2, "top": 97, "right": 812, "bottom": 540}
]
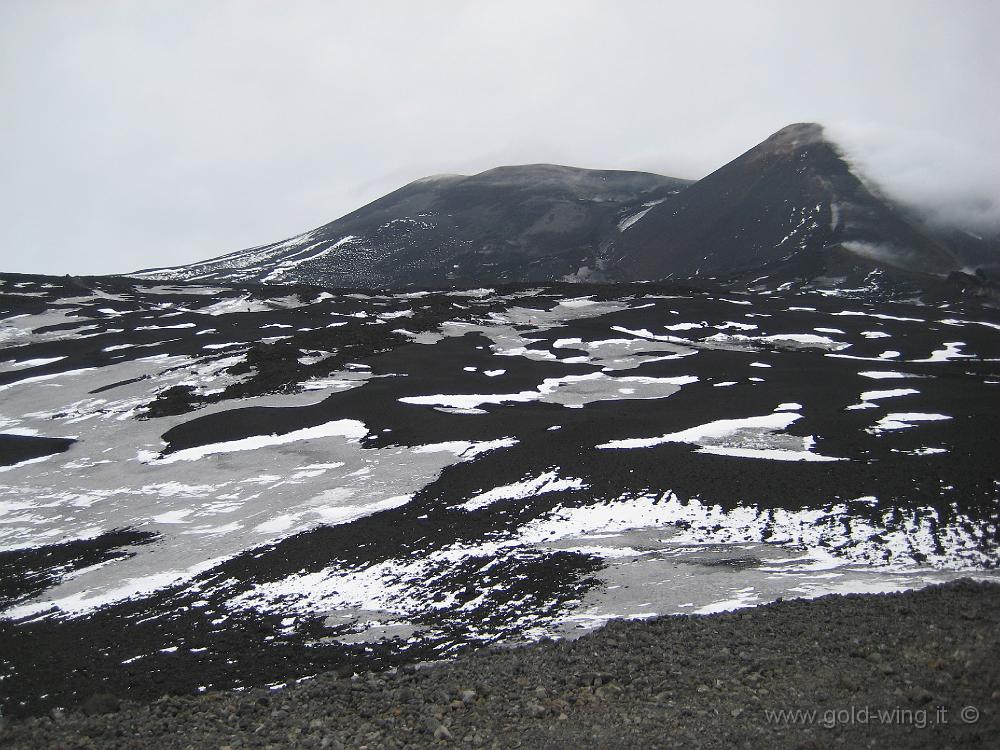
[
  {"left": 133, "top": 163, "right": 689, "bottom": 287},
  {"left": 130, "top": 123, "right": 997, "bottom": 291}
]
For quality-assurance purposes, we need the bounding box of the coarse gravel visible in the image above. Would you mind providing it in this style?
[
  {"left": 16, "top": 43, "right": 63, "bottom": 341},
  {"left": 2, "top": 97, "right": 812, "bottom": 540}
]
[{"left": 2, "top": 578, "right": 997, "bottom": 749}]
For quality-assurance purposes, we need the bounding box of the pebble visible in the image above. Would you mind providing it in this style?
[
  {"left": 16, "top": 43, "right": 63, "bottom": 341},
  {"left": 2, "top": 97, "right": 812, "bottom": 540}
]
[{"left": 433, "top": 724, "right": 453, "bottom": 741}]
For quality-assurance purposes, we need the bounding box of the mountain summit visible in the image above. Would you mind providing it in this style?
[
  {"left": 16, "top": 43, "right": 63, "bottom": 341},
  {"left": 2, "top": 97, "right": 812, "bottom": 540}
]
[
  {"left": 606, "top": 122, "right": 961, "bottom": 283},
  {"left": 132, "top": 124, "right": 995, "bottom": 289}
]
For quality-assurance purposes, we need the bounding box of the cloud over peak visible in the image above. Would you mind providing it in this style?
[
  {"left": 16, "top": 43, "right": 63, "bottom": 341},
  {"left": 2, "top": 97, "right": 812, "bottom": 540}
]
[{"left": 828, "top": 122, "right": 1000, "bottom": 233}]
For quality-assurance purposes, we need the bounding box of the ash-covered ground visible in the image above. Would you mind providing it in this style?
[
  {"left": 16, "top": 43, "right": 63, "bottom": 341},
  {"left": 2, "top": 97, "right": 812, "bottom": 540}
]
[{"left": 1, "top": 273, "right": 998, "bottom": 719}]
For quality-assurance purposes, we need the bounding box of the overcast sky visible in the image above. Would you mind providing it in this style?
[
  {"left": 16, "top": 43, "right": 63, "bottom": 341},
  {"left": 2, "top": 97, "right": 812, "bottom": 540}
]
[{"left": 2, "top": 1, "right": 998, "bottom": 275}]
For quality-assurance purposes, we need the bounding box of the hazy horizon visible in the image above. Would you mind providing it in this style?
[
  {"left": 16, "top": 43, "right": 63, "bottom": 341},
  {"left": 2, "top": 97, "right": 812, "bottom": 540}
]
[{"left": 2, "top": 1, "right": 998, "bottom": 275}]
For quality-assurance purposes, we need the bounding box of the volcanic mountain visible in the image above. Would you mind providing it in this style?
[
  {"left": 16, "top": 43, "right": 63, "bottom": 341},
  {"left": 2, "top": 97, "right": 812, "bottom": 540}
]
[
  {"left": 132, "top": 123, "right": 997, "bottom": 289},
  {"left": 606, "top": 123, "right": 967, "bottom": 283},
  {"left": 133, "top": 166, "right": 690, "bottom": 287}
]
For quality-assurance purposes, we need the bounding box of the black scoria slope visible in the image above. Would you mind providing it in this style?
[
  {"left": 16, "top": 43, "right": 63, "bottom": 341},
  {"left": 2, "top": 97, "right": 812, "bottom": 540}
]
[
  {"left": 132, "top": 165, "right": 690, "bottom": 287},
  {"left": 605, "top": 123, "right": 962, "bottom": 284}
]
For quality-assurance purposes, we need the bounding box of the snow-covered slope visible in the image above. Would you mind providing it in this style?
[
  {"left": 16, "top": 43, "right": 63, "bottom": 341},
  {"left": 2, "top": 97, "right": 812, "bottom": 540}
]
[{"left": 2, "top": 273, "right": 999, "bottom": 716}]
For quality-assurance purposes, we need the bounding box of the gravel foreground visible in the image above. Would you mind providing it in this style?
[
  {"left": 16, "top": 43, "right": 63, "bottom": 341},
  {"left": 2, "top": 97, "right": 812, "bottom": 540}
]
[{"left": 3, "top": 579, "right": 998, "bottom": 749}]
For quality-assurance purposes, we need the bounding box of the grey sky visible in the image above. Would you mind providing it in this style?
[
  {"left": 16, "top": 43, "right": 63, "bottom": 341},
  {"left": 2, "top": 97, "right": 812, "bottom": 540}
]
[{"left": 2, "top": 1, "right": 997, "bottom": 275}]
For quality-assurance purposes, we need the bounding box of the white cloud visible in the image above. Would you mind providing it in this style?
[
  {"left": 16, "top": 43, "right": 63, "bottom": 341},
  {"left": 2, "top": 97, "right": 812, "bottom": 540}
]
[{"left": 828, "top": 122, "right": 1000, "bottom": 232}]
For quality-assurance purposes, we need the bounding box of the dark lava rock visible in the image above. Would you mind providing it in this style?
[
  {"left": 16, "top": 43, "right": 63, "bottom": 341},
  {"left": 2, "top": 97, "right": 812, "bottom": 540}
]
[{"left": 80, "top": 693, "right": 120, "bottom": 716}]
